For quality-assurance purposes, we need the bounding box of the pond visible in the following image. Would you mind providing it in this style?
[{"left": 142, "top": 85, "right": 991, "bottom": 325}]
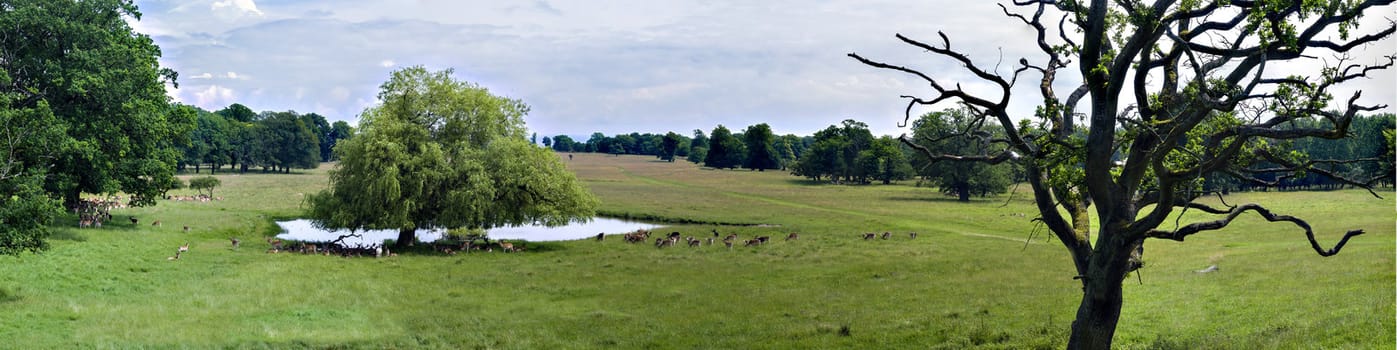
[{"left": 274, "top": 217, "right": 664, "bottom": 245}]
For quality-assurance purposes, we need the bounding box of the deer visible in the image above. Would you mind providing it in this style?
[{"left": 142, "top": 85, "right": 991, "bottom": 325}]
[
  {"left": 712, "top": 229, "right": 721, "bottom": 237},
  {"left": 707, "top": 237, "right": 715, "bottom": 246},
  {"left": 229, "top": 237, "right": 241, "bottom": 248},
  {"left": 756, "top": 236, "right": 770, "bottom": 244},
  {"left": 498, "top": 241, "right": 515, "bottom": 253},
  {"left": 151, "top": 220, "right": 161, "bottom": 227},
  {"left": 687, "top": 238, "right": 701, "bottom": 247},
  {"left": 785, "top": 232, "right": 799, "bottom": 241},
  {"left": 863, "top": 233, "right": 876, "bottom": 240},
  {"left": 183, "top": 225, "right": 190, "bottom": 233},
  {"left": 129, "top": 216, "right": 138, "bottom": 225},
  {"left": 178, "top": 242, "right": 190, "bottom": 254},
  {"left": 724, "top": 240, "right": 734, "bottom": 249},
  {"left": 167, "top": 251, "right": 181, "bottom": 260},
  {"left": 909, "top": 232, "right": 917, "bottom": 239},
  {"left": 595, "top": 232, "right": 605, "bottom": 241},
  {"left": 743, "top": 239, "right": 761, "bottom": 247},
  {"left": 880, "top": 232, "right": 891, "bottom": 240}
]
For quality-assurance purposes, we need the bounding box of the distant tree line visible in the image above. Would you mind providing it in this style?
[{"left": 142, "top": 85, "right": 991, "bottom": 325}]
[
  {"left": 1205, "top": 113, "right": 1395, "bottom": 192},
  {"left": 548, "top": 111, "right": 1393, "bottom": 201},
  {"left": 175, "top": 103, "right": 356, "bottom": 174}
]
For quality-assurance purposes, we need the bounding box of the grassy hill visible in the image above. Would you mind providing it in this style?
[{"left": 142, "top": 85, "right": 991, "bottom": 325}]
[{"left": 0, "top": 152, "right": 1390, "bottom": 349}]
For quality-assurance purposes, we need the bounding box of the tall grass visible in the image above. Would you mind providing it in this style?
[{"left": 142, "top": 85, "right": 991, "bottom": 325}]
[{"left": 0, "top": 153, "right": 1389, "bottom": 349}]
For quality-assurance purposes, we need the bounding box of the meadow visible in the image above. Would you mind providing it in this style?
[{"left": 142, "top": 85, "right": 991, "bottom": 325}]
[{"left": 0, "top": 152, "right": 1390, "bottom": 349}]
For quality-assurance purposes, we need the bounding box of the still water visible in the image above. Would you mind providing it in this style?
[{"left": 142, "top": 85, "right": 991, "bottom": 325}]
[{"left": 275, "top": 218, "right": 662, "bottom": 245}]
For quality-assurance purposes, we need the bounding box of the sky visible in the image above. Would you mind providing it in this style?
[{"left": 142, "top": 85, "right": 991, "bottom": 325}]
[{"left": 129, "top": 0, "right": 1396, "bottom": 138}]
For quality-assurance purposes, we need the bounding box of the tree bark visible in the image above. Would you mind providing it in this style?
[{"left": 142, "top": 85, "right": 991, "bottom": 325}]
[
  {"left": 395, "top": 228, "right": 416, "bottom": 250},
  {"left": 1068, "top": 273, "right": 1124, "bottom": 349},
  {"left": 1067, "top": 226, "right": 1137, "bottom": 350},
  {"left": 957, "top": 185, "right": 970, "bottom": 202}
]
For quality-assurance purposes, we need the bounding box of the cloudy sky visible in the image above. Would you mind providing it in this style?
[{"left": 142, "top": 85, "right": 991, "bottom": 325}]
[{"left": 129, "top": 0, "right": 1395, "bottom": 138}]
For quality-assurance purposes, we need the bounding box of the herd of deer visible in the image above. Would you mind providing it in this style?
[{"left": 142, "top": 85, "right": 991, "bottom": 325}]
[
  {"left": 606, "top": 228, "right": 917, "bottom": 248},
  {"left": 606, "top": 228, "right": 807, "bottom": 249},
  {"left": 165, "top": 194, "right": 223, "bottom": 202}
]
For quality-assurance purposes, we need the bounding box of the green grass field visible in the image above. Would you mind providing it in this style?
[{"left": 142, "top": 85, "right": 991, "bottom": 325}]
[{"left": 0, "top": 153, "right": 1391, "bottom": 349}]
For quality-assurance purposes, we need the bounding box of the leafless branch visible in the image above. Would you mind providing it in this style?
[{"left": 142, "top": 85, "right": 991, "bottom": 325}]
[{"left": 1145, "top": 203, "right": 1366, "bottom": 257}]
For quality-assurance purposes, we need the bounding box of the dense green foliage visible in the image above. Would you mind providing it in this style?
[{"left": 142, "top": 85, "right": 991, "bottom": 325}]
[
  {"left": 306, "top": 66, "right": 598, "bottom": 248},
  {"left": 742, "top": 123, "right": 781, "bottom": 171},
  {"left": 908, "top": 109, "right": 1014, "bottom": 201},
  {"left": 703, "top": 125, "right": 745, "bottom": 169},
  {"left": 187, "top": 176, "right": 221, "bottom": 198},
  {"left": 175, "top": 106, "right": 353, "bottom": 174},
  {"left": 0, "top": 0, "right": 193, "bottom": 254}
]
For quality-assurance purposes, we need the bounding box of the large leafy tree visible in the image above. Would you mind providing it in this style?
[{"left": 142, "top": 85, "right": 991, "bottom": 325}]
[
  {"left": 660, "top": 132, "right": 681, "bottom": 162},
  {"left": 2, "top": 0, "right": 195, "bottom": 209},
  {"left": 741, "top": 123, "right": 780, "bottom": 171},
  {"left": 703, "top": 125, "right": 743, "bottom": 169},
  {"left": 851, "top": 1, "right": 1394, "bottom": 348},
  {"left": 858, "top": 136, "right": 915, "bottom": 185},
  {"left": 306, "top": 66, "right": 598, "bottom": 249},
  {"left": 909, "top": 108, "right": 1013, "bottom": 200}
]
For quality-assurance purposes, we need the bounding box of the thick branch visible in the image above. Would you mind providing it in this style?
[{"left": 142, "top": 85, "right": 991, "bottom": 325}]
[{"left": 1145, "top": 203, "right": 1365, "bottom": 257}]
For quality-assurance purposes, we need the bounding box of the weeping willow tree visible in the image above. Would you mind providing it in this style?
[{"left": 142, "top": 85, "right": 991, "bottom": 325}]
[
  {"left": 851, "top": 0, "right": 1394, "bottom": 348},
  {"left": 306, "top": 66, "right": 598, "bottom": 249}
]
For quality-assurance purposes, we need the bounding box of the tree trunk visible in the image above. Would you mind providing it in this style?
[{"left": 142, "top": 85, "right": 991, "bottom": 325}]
[
  {"left": 1067, "top": 228, "right": 1136, "bottom": 350},
  {"left": 957, "top": 185, "right": 970, "bottom": 202},
  {"left": 1067, "top": 275, "right": 1124, "bottom": 349},
  {"left": 395, "top": 228, "right": 416, "bottom": 250}
]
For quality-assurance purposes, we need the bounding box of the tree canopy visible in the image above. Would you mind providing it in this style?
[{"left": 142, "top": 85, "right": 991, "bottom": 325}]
[
  {"left": 908, "top": 108, "right": 1013, "bottom": 200},
  {"left": 306, "top": 66, "right": 598, "bottom": 249},
  {"left": 851, "top": 1, "right": 1395, "bottom": 348},
  {"left": 0, "top": 0, "right": 192, "bottom": 254}
]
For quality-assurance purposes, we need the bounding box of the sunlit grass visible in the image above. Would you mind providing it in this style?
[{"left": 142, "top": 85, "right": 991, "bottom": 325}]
[{"left": 0, "top": 153, "right": 1389, "bottom": 348}]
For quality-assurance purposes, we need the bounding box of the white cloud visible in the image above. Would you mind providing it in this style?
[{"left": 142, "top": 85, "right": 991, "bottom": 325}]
[
  {"left": 133, "top": 0, "right": 1397, "bottom": 136},
  {"left": 211, "top": 0, "right": 263, "bottom": 17},
  {"left": 190, "top": 85, "right": 236, "bottom": 109}
]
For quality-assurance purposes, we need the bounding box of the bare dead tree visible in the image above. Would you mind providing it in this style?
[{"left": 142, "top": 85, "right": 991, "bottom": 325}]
[{"left": 850, "top": 1, "right": 1394, "bottom": 349}]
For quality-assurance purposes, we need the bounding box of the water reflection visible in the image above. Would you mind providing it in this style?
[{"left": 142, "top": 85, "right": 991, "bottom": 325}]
[{"left": 275, "top": 218, "right": 662, "bottom": 245}]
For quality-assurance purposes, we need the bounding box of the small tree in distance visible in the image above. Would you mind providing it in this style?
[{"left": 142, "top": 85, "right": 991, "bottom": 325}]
[
  {"left": 851, "top": 1, "right": 1393, "bottom": 348},
  {"left": 188, "top": 176, "right": 222, "bottom": 198}
]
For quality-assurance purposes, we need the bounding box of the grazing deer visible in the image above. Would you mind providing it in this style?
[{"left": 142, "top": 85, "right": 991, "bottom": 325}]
[
  {"left": 167, "top": 251, "right": 181, "bottom": 260},
  {"left": 267, "top": 238, "right": 283, "bottom": 250},
  {"left": 785, "top": 232, "right": 799, "bottom": 241},
  {"left": 129, "top": 217, "right": 138, "bottom": 225},
  {"left": 863, "top": 233, "right": 876, "bottom": 240},
  {"left": 707, "top": 237, "right": 715, "bottom": 246},
  {"left": 909, "top": 232, "right": 917, "bottom": 239},
  {"left": 498, "top": 241, "right": 515, "bottom": 253},
  {"left": 687, "top": 238, "right": 701, "bottom": 247},
  {"left": 712, "top": 229, "right": 720, "bottom": 237},
  {"left": 880, "top": 232, "right": 891, "bottom": 240},
  {"left": 595, "top": 232, "right": 605, "bottom": 241},
  {"left": 229, "top": 237, "right": 240, "bottom": 248},
  {"left": 724, "top": 234, "right": 738, "bottom": 242},
  {"left": 667, "top": 232, "right": 682, "bottom": 241},
  {"left": 183, "top": 225, "right": 190, "bottom": 233},
  {"left": 756, "top": 236, "right": 770, "bottom": 244},
  {"left": 724, "top": 240, "right": 734, "bottom": 249},
  {"left": 178, "top": 242, "right": 189, "bottom": 254},
  {"left": 151, "top": 220, "right": 161, "bottom": 227},
  {"left": 744, "top": 239, "right": 761, "bottom": 247},
  {"left": 79, "top": 218, "right": 92, "bottom": 228}
]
